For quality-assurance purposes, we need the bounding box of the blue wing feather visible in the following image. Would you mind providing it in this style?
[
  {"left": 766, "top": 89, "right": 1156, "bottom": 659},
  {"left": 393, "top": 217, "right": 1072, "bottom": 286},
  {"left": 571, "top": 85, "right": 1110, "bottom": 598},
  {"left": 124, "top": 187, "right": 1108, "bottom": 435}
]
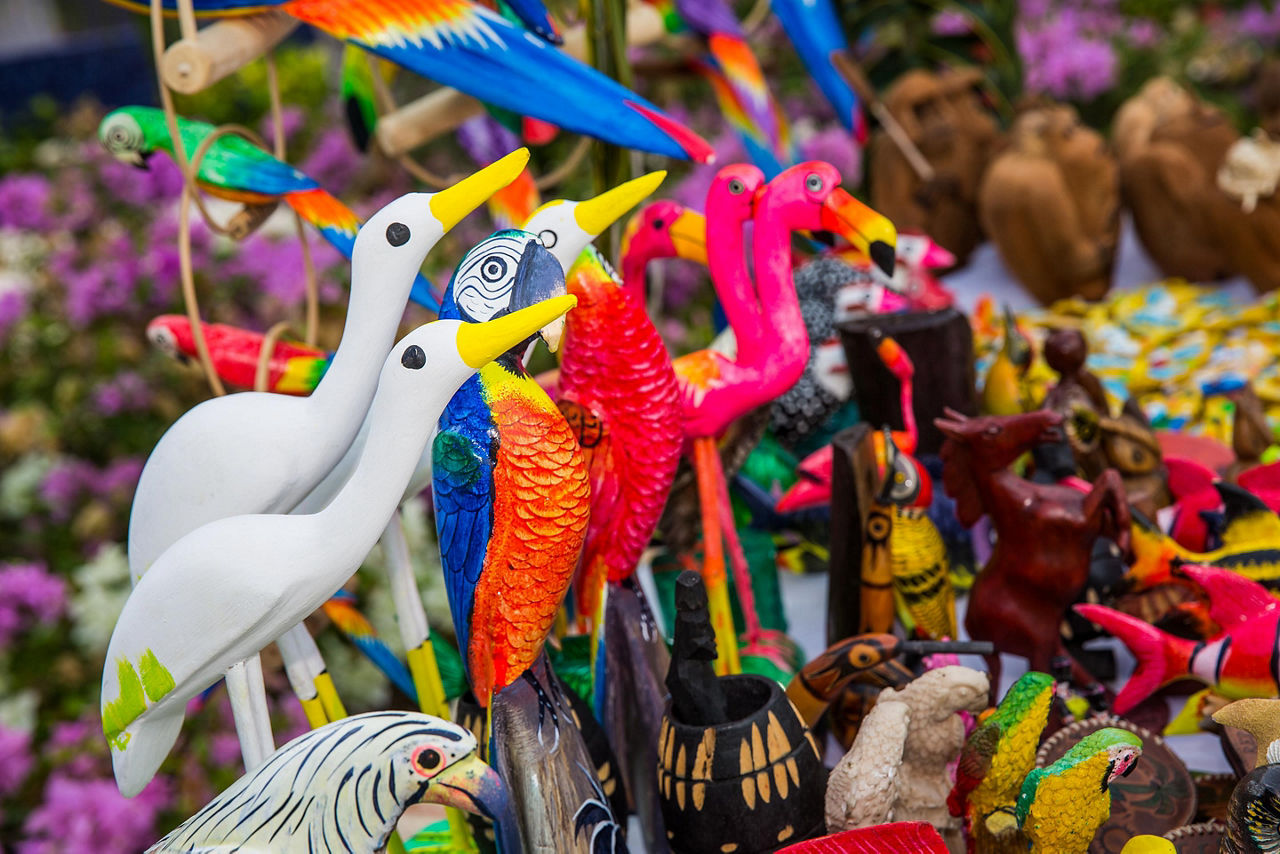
[
  {"left": 771, "top": 0, "right": 863, "bottom": 135},
  {"left": 348, "top": 6, "right": 701, "bottom": 161},
  {"left": 432, "top": 377, "right": 497, "bottom": 676}
]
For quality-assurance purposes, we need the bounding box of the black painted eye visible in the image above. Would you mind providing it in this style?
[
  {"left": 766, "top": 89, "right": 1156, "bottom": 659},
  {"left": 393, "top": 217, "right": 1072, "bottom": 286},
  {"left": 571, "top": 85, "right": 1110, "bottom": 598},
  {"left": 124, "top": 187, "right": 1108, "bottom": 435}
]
[
  {"left": 538, "top": 229, "right": 557, "bottom": 249},
  {"left": 481, "top": 256, "right": 508, "bottom": 282},
  {"left": 415, "top": 749, "right": 441, "bottom": 772},
  {"left": 728, "top": 179, "right": 745, "bottom": 195},
  {"left": 386, "top": 222, "right": 411, "bottom": 246},
  {"left": 805, "top": 174, "right": 823, "bottom": 192},
  {"left": 401, "top": 345, "right": 426, "bottom": 369},
  {"left": 652, "top": 218, "right": 664, "bottom": 229}
]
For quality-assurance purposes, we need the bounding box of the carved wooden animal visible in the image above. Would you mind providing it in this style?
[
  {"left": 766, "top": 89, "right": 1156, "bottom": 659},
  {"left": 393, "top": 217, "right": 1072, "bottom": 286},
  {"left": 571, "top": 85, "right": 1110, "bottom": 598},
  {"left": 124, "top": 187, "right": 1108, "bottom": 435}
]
[
  {"left": 979, "top": 104, "right": 1119, "bottom": 304},
  {"left": 1117, "top": 77, "right": 1239, "bottom": 282},
  {"left": 869, "top": 67, "right": 1001, "bottom": 265},
  {"left": 935, "top": 409, "right": 1130, "bottom": 693},
  {"left": 883, "top": 667, "right": 991, "bottom": 851}
]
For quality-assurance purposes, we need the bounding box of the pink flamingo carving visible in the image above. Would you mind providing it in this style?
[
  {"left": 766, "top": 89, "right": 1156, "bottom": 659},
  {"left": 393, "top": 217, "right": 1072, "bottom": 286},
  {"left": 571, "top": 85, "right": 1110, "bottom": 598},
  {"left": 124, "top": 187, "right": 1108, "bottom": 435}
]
[{"left": 675, "top": 162, "right": 897, "bottom": 672}]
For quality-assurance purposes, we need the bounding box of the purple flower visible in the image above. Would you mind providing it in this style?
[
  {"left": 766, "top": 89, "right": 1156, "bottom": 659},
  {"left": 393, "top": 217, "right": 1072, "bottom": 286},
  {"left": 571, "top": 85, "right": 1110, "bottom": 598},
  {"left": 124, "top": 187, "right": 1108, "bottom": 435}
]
[
  {"left": 0, "top": 726, "right": 33, "bottom": 797},
  {"left": 933, "top": 9, "right": 971, "bottom": 36},
  {"left": 19, "top": 774, "right": 172, "bottom": 854},
  {"left": 0, "top": 563, "right": 67, "bottom": 646},
  {"left": 0, "top": 289, "right": 28, "bottom": 340},
  {"left": 0, "top": 174, "right": 53, "bottom": 231},
  {"left": 799, "top": 126, "right": 862, "bottom": 186},
  {"left": 457, "top": 115, "right": 521, "bottom": 166},
  {"left": 99, "top": 151, "right": 183, "bottom": 207},
  {"left": 91, "top": 373, "right": 152, "bottom": 417},
  {"left": 39, "top": 461, "right": 94, "bottom": 520},
  {"left": 261, "top": 105, "right": 306, "bottom": 149},
  {"left": 1018, "top": 0, "right": 1121, "bottom": 100},
  {"left": 92, "top": 457, "right": 144, "bottom": 502},
  {"left": 300, "top": 128, "right": 361, "bottom": 193}
]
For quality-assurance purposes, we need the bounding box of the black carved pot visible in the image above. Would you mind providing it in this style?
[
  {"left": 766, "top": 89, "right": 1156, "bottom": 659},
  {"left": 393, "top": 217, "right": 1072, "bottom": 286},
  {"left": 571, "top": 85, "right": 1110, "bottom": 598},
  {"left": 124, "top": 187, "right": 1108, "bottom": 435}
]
[{"left": 658, "top": 674, "right": 826, "bottom": 853}]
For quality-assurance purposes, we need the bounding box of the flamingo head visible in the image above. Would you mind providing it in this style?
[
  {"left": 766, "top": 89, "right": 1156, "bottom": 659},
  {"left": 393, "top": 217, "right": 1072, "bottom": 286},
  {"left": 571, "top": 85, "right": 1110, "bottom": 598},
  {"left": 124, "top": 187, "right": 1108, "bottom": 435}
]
[
  {"left": 757, "top": 160, "right": 898, "bottom": 277},
  {"left": 707, "top": 163, "right": 766, "bottom": 238},
  {"left": 619, "top": 199, "right": 707, "bottom": 290}
]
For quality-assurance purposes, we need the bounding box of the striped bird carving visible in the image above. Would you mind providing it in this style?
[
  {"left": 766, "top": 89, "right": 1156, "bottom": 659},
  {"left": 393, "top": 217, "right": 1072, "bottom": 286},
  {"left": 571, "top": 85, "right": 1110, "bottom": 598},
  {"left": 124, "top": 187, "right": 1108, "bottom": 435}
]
[{"left": 149, "top": 711, "right": 509, "bottom": 853}]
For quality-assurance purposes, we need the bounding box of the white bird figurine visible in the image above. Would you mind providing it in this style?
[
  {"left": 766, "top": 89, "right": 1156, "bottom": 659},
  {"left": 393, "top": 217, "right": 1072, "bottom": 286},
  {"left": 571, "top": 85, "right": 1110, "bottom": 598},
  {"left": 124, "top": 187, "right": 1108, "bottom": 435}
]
[
  {"left": 102, "top": 295, "right": 576, "bottom": 798},
  {"left": 123, "top": 151, "right": 527, "bottom": 758},
  {"left": 148, "top": 711, "right": 516, "bottom": 853},
  {"left": 288, "top": 173, "right": 665, "bottom": 721}
]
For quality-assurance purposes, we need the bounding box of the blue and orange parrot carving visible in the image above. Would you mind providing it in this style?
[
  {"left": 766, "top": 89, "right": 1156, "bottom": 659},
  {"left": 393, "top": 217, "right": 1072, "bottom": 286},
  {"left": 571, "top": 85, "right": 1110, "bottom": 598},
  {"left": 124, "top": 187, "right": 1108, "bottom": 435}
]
[
  {"left": 99, "top": 106, "right": 440, "bottom": 311},
  {"left": 108, "top": 0, "right": 714, "bottom": 163},
  {"left": 432, "top": 230, "right": 589, "bottom": 709},
  {"left": 648, "top": 0, "right": 796, "bottom": 175},
  {"left": 772, "top": 0, "right": 868, "bottom": 142}
]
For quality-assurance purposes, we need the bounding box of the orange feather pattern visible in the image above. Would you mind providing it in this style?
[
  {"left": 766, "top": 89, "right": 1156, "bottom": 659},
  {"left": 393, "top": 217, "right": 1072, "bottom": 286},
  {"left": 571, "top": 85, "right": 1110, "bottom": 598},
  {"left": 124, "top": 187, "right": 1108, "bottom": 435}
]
[{"left": 467, "top": 364, "right": 589, "bottom": 703}]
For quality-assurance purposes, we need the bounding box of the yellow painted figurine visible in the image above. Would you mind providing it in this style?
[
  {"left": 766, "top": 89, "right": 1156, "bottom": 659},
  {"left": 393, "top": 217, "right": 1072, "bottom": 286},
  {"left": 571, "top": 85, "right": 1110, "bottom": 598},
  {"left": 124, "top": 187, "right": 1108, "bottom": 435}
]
[{"left": 1015, "top": 727, "right": 1144, "bottom": 854}]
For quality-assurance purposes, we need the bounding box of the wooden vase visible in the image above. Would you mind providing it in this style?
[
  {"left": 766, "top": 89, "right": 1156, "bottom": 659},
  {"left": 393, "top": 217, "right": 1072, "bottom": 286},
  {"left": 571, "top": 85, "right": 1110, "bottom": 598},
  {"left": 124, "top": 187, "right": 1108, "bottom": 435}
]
[
  {"left": 658, "top": 674, "right": 826, "bottom": 853},
  {"left": 838, "top": 309, "right": 978, "bottom": 457}
]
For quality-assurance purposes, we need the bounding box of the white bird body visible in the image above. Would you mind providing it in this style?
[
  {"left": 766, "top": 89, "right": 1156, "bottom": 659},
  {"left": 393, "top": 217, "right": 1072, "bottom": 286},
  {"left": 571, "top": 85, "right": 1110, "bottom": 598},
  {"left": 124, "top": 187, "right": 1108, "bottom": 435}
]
[
  {"left": 126, "top": 155, "right": 527, "bottom": 578},
  {"left": 295, "top": 171, "right": 666, "bottom": 513},
  {"left": 148, "top": 711, "right": 511, "bottom": 853},
  {"left": 103, "top": 298, "right": 575, "bottom": 797}
]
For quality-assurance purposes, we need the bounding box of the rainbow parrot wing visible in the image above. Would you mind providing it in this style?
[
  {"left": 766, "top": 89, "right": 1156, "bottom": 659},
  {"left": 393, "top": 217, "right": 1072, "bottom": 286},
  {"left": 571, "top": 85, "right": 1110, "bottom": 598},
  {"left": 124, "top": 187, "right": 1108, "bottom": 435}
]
[
  {"left": 322, "top": 595, "right": 418, "bottom": 700},
  {"left": 431, "top": 408, "right": 496, "bottom": 672},
  {"left": 771, "top": 0, "right": 867, "bottom": 141},
  {"left": 281, "top": 0, "right": 712, "bottom": 162},
  {"left": 704, "top": 33, "right": 791, "bottom": 168},
  {"left": 196, "top": 131, "right": 319, "bottom": 197}
]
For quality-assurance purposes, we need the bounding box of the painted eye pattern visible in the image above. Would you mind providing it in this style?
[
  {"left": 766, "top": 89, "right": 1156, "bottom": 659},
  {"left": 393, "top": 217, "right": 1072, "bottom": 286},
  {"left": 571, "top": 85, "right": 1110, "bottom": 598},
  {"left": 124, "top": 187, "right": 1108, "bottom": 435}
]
[
  {"left": 652, "top": 218, "right": 665, "bottom": 230},
  {"left": 386, "top": 222, "right": 411, "bottom": 246},
  {"left": 452, "top": 234, "right": 530, "bottom": 322},
  {"left": 728, "top": 179, "right": 745, "bottom": 195},
  {"left": 805, "top": 174, "right": 823, "bottom": 192},
  {"left": 538, "top": 229, "right": 558, "bottom": 249},
  {"left": 401, "top": 345, "right": 427, "bottom": 369},
  {"left": 414, "top": 748, "right": 442, "bottom": 773}
]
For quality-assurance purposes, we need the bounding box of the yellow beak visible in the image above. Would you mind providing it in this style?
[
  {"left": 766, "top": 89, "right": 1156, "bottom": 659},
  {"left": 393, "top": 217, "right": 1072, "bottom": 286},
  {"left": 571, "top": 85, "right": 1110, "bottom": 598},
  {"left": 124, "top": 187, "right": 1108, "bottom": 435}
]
[
  {"left": 669, "top": 209, "right": 708, "bottom": 265},
  {"left": 820, "top": 188, "right": 898, "bottom": 276},
  {"left": 430, "top": 148, "right": 531, "bottom": 232},
  {"left": 573, "top": 171, "right": 667, "bottom": 237},
  {"left": 456, "top": 294, "right": 577, "bottom": 369}
]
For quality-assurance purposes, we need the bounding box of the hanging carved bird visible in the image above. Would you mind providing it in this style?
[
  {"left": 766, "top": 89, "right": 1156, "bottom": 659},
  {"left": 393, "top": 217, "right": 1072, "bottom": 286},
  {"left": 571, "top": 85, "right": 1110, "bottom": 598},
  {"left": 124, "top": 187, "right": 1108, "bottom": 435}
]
[
  {"left": 107, "top": 0, "right": 713, "bottom": 163},
  {"left": 100, "top": 106, "right": 441, "bottom": 311}
]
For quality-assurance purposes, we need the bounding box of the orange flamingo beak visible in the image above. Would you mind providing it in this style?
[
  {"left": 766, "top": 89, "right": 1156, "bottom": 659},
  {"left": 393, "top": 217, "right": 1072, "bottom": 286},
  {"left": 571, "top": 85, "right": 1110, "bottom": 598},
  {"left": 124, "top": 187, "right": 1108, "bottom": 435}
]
[{"left": 820, "top": 188, "right": 897, "bottom": 276}]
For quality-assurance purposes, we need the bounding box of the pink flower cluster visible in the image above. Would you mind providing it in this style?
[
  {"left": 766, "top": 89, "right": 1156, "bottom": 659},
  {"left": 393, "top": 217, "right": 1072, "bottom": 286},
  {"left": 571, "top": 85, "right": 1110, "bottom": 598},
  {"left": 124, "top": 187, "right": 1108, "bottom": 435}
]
[
  {"left": 1017, "top": 0, "right": 1124, "bottom": 101},
  {"left": 0, "top": 563, "right": 66, "bottom": 646}
]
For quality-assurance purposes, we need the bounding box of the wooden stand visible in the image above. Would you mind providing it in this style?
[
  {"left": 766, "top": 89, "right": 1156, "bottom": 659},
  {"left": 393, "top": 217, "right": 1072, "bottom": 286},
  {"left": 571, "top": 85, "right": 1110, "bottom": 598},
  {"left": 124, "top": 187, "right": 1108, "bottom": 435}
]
[
  {"left": 826, "top": 424, "right": 878, "bottom": 645},
  {"left": 838, "top": 309, "right": 977, "bottom": 457},
  {"left": 160, "top": 12, "right": 298, "bottom": 95}
]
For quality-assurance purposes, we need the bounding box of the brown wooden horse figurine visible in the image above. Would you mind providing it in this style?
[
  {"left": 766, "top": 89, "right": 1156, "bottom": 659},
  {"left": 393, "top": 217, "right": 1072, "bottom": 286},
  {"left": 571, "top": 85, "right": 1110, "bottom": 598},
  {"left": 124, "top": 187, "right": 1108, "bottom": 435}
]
[{"left": 935, "top": 408, "right": 1131, "bottom": 693}]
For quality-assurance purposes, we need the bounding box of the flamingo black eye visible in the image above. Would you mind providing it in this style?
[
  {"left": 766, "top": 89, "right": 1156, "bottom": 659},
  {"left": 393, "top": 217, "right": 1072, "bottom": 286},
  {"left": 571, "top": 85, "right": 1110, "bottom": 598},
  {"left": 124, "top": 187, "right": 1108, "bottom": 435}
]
[
  {"left": 402, "top": 345, "right": 426, "bottom": 369},
  {"left": 481, "top": 256, "right": 508, "bottom": 282},
  {"left": 805, "top": 174, "right": 823, "bottom": 192},
  {"left": 728, "top": 179, "right": 745, "bottom": 195},
  {"left": 538, "top": 229, "right": 558, "bottom": 249},
  {"left": 415, "top": 748, "right": 441, "bottom": 772},
  {"left": 387, "top": 222, "right": 411, "bottom": 246}
]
